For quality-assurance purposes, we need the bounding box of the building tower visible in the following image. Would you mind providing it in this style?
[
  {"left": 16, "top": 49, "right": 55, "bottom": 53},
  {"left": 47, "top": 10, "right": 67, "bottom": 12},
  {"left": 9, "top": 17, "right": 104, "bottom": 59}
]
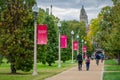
[
  {"left": 80, "top": 5, "right": 88, "bottom": 27},
  {"left": 50, "top": 5, "right": 52, "bottom": 15}
]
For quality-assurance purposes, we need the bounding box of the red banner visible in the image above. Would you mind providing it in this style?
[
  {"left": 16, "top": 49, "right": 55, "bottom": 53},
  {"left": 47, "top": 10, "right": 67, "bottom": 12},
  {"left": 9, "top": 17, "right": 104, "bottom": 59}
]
[
  {"left": 37, "top": 24, "right": 48, "bottom": 45},
  {"left": 60, "top": 35, "right": 67, "bottom": 48},
  {"left": 82, "top": 46, "right": 87, "bottom": 53},
  {"left": 73, "top": 41, "right": 78, "bottom": 50}
]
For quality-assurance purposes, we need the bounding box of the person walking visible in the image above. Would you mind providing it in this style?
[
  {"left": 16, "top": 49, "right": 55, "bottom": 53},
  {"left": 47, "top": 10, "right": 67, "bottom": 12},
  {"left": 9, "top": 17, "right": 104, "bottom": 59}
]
[
  {"left": 100, "top": 53, "right": 104, "bottom": 63},
  {"left": 85, "top": 55, "right": 90, "bottom": 71},
  {"left": 77, "top": 53, "right": 83, "bottom": 71},
  {"left": 95, "top": 54, "right": 100, "bottom": 65}
]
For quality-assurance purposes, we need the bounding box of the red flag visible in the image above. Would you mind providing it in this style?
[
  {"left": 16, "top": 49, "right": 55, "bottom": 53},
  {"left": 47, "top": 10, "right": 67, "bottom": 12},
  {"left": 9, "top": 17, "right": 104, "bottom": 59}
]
[
  {"left": 37, "top": 24, "right": 48, "bottom": 45},
  {"left": 82, "top": 46, "right": 87, "bottom": 53},
  {"left": 60, "top": 35, "right": 67, "bottom": 48},
  {"left": 73, "top": 41, "right": 78, "bottom": 50}
]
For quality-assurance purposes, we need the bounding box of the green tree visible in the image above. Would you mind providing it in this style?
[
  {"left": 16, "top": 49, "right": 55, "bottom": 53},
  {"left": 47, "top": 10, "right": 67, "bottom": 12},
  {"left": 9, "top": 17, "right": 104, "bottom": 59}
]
[
  {"left": 41, "top": 15, "right": 58, "bottom": 66},
  {"left": 60, "top": 21, "right": 71, "bottom": 63},
  {"left": 94, "top": 0, "right": 120, "bottom": 64},
  {"left": 68, "top": 20, "right": 87, "bottom": 53},
  {"left": 37, "top": 8, "right": 49, "bottom": 64},
  {"left": 0, "top": 0, "right": 35, "bottom": 73}
]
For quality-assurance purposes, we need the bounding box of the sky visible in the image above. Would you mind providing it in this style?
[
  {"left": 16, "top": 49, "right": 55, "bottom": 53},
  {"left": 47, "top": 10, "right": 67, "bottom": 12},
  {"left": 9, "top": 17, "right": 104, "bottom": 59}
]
[{"left": 36, "top": 0, "right": 113, "bottom": 23}]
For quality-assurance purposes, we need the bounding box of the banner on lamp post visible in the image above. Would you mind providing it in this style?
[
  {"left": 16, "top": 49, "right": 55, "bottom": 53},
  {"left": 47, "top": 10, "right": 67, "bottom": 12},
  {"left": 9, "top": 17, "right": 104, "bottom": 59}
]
[
  {"left": 82, "top": 46, "right": 87, "bottom": 53},
  {"left": 60, "top": 35, "right": 67, "bottom": 48},
  {"left": 73, "top": 41, "right": 78, "bottom": 50},
  {"left": 37, "top": 24, "right": 48, "bottom": 45}
]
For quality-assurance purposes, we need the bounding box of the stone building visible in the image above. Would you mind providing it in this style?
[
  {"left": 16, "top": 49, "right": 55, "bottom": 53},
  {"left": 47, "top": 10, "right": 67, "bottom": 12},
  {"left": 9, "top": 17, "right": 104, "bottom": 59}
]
[{"left": 80, "top": 5, "right": 89, "bottom": 29}]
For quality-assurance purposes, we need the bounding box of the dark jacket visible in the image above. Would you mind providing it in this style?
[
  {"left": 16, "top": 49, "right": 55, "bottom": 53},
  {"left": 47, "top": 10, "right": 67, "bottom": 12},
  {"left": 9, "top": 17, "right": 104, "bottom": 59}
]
[
  {"left": 77, "top": 54, "right": 82, "bottom": 62},
  {"left": 96, "top": 54, "right": 100, "bottom": 59}
]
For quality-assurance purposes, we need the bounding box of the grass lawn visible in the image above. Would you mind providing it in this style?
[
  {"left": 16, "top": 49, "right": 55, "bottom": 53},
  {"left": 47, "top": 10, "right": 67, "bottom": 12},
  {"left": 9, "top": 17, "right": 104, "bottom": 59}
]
[
  {"left": 105, "top": 59, "right": 120, "bottom": 71},
  {"left": 103, "top": 72, "right": 120, "bottom": 80},
  {"left": 105, "top": 59, "right": 118, "bottom": 65},
  {"left": 0, "top": 60, "right": 77, "bottom": 80},
  {"left": 105, "top": 65, "right": 120, "bottom": 71},
  {"left": 104, "top": 59, "right": 120, "bottom": 80}
]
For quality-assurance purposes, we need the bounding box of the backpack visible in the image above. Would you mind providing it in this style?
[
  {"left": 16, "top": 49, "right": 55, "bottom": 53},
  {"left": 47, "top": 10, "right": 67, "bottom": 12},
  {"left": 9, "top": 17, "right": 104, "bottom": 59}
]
[{"left": 96, "top": 54, "right": 100, "bottom": 59}]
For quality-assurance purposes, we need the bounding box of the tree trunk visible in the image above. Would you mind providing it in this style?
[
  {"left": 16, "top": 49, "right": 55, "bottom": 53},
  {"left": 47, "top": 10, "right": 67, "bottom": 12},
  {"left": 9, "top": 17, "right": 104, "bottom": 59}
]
[
  {"left": 48, "top": 63, "right": 52, "bottom": 66},
  {"left": 63, "top": 60, "right": 66, "bottom": 63},
  {"left": 11, "top": 63, "right": 16, "bottom": 74},
  {"left": 9, "top": 53, "right": 16, "bottom": 74}
]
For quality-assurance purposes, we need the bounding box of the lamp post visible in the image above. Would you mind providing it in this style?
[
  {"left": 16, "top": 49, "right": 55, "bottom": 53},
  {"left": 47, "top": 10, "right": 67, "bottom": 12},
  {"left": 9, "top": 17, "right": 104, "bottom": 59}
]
[
  {"left": 76, "top": 35, "right": 79, "bottom": 55},
  {"left": 0, "top": 6, "right": 2, "bottom": 21},
  {"left": 32, "top": 4, "right": 39, "bottom": 76},
  {"left": 71, "top": 30, "right": 74, "bottom": 63},
  {"left": 58, "top": 21, "right": 61, "bottom": 67},
  {"left": 81, "top": 39, "right": 84, "bottom": 59}
]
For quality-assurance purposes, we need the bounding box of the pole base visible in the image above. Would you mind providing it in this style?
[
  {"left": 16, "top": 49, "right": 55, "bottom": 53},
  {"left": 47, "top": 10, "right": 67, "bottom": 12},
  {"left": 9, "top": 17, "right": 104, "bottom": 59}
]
[
  {"left": 58, "top": 65, "right": 61, "bottom": 68},
  {"left": 32, "top": 71, "right": 38, "bottom": 76},
  {"left": 71, "top": 61, "right": 74, "bottom": 63}
]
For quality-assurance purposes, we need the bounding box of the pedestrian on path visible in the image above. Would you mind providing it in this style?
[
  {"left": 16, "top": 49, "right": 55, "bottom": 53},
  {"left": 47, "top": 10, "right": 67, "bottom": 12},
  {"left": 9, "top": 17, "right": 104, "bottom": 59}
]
[
  {"left": 85, "top": 55, "right": 90, "bottom": 71},
  {"left": 77, "top": 53, "right": 83, "bottom": 71},
  {"left": 95, "top": 53, "right": 100, "bottom": 65},
  {"left": 100, "top": 53, "right": 104, "bottom": 63}
]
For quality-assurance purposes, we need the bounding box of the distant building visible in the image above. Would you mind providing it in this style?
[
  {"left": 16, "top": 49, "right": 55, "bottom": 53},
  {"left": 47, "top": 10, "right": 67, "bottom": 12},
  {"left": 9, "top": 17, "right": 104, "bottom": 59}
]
[
  {"left": 46, "top": 8, "right": 49, "bottom": 14},
  {"left": 50, "top": 5, "right": 52, "bottom": 15},
  {"left": 46, "top": 5, "right": 52, "bottom": 15},
  {"left": 80, "top": 5, "right": 89, "bottom": 32}
]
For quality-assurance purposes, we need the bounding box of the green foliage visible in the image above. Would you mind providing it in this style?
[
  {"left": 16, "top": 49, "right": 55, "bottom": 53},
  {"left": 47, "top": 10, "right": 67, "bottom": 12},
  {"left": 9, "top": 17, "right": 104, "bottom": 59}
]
[
  {"left": 88, "top": 18, "right": 100, "bottom": 52},
  {"left": 68, "top": 20, "right": 86, "bottom": 38},
  {"left": 67, "top": 20, "right": 87, "bottom": 53},
  {"left": 40, "top": 15, "right": 58, "bottom": 66},
  {"left": 112, "top": 0, "right": 120, "bottom": 5},
  {"left": 90, "top": 1, "right": 120, "bottom": 64},
  {"left": 98, "top": 4, "right": 120, "bottom": 52},
  {"left": 60, "top": 21, "right": 71, "bottom": 62},
  {"left": 0, "top": 0, "right": 36, "bottom": 72},
  {"left": 98, "top": 4, "right": 120, "bottom": 51}
]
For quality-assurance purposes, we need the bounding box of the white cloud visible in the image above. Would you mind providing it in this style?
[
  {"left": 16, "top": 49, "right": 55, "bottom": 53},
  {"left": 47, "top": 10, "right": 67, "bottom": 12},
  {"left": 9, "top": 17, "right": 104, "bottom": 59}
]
[
  {"left": 37, "top": 0, "right": 113, "bottom": 23},
  {"left": 53, "top": 7, "right": 80, "bottom": 20}
]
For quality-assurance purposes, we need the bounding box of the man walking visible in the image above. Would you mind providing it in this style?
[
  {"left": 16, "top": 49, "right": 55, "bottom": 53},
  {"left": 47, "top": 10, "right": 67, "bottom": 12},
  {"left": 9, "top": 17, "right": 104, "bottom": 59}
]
[
  {"left": 95, "top": 53, "right": 100, "bottom": 65},
  {"left": 77, "top": 53, "right": 83, "bottom": 71}
]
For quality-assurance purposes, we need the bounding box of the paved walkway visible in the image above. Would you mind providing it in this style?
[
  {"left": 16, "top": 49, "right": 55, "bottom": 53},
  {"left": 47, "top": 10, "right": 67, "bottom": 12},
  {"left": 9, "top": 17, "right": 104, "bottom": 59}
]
[{"left": 45, "top": 60, "right": 104, "bottom": 80}]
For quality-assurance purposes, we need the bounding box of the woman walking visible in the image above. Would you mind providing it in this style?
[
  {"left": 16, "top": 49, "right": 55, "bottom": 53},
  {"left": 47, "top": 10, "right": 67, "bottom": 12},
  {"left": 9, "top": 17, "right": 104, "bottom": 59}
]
[{"left": 85, "top": 55, "right": 90, "bottom": 71}]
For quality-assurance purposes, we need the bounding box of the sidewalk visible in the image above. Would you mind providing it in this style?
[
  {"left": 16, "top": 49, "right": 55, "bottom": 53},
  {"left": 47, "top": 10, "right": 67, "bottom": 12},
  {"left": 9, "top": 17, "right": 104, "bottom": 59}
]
[{"left": 45, "top": 60, "right": 104, "bottom": 80}]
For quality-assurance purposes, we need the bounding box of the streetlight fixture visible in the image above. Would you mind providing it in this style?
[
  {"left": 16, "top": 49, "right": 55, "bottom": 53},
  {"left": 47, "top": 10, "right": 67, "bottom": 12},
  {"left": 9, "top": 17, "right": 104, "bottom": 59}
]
[
  {"left": 71, "top": 30, "right": 74, "bottom": 63},
  {"left": 23, "top": 0, "right": 26, "bottom": 9},
  {"left": 23, "top": 0, "right": 26, "bottom": 4},
  {"left": 58, "top": 21, "right": 61, "bottom": 67},
  {"left": 76, "top": 35, "right": 79, "bottom": 55},
  {"left": 84, "top": 41, "right": 87, "bottom": 44},
  {"left": 32, "top": 4, "right": 39, "bottom": 76}
]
